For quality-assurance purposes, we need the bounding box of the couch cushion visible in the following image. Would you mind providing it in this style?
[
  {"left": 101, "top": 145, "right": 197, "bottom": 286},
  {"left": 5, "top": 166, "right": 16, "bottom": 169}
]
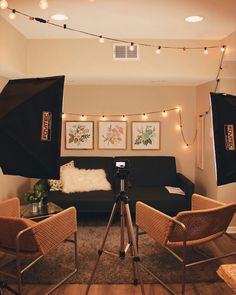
[
  {"left": 115, "top": 156, "right": 177, "bottom": 187},
  {"left": 60, "top": 157, "right": 114, "bottom": 185},
  {"left": 47, "top": 190, "right": 115, "bottom": 213},
  {"left": 125, "top": 186, "right": 189, "bottom": 215},
  {"left": 61, "top": 167, "right": 111, "bottom": 193}
]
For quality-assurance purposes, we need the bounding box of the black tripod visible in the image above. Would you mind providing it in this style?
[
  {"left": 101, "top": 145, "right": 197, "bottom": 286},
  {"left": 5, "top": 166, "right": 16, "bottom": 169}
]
[
  {"left": 0, "top": 281, "right": 19, "bottom": 295},
  {"left": 85, "top": 176, "right": 146, "bottom": 295}
]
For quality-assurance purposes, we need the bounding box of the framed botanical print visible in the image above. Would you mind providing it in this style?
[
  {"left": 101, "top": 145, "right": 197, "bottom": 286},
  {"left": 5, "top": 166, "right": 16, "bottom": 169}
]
[
  {"left": 65, "top": 121, "right": 94, "bottom": 150},
  {"left": 132, "top": 121, "right": 160, "bottom": 150},
  {"left": 98, "top": 121, "right": 127, "bottom": 149}
]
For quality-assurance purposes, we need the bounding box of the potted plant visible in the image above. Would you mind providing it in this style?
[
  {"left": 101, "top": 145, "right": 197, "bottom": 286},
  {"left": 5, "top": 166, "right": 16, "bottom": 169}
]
[{"left": 25, "top": 183, "right": 47, "bottom": 212}]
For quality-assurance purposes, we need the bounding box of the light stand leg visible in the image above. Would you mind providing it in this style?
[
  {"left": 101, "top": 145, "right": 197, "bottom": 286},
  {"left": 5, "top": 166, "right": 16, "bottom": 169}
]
[{"left": 84, "top": 200, "right": 119, "bottom": 295}]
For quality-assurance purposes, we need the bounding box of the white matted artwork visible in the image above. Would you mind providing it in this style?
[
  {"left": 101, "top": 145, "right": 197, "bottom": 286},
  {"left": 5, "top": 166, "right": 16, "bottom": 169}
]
[
  {"left": 132, "top": 121, "right": 160, "bottom": 150},
  {"left": 197, "top": 116, "right": 205, "bottom": 170},
  {"left": 98, "top": 121, "right": 127, "bottom": 149},
  {"left": 65, "top": 121, "right": 94, "bottom": 150}
]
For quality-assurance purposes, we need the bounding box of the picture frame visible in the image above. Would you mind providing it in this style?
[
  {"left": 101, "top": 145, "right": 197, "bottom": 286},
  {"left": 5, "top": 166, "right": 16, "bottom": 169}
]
[
  {"left": 65, "top": 121, "right": 94, "bottom": 150},
  {"left": 98, "top": 121, "right": 127, "bottom": 149},
  {"left": 131, "top": 121, "right": 160, "bottom": 150}
]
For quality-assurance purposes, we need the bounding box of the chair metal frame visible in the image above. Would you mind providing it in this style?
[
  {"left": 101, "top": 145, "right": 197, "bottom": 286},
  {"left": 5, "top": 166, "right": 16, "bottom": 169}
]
[
  {"left": 0, "top": 198, "right": 78, "bottom": 295},
  {"left": 135, "top": 193, "right": 236, "bottom": 295}
]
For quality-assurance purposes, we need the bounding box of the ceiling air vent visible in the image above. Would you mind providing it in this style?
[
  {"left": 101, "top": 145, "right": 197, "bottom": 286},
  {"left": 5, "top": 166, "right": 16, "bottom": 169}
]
[{"left": 113, "top": 43, "right": 139, "bottom": 60}]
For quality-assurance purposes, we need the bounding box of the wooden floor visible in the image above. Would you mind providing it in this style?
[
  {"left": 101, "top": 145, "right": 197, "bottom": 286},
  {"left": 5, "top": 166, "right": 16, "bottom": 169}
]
[{"left": 2, "top": 282, "right": 235, "bottom": 295}]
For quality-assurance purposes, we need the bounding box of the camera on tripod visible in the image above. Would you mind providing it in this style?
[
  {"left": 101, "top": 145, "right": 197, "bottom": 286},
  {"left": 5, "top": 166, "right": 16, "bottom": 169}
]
[{"left": 115, "top": 159, "right": 129, "bottom": 179}]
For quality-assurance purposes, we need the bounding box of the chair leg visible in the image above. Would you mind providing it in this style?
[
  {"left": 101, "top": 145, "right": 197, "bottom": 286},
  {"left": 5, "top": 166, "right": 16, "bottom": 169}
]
[
  {"left": 16, "top": 253, "right": 22, "bottom": 295},
  {"left": 181, "top": 246, "right": 186, "bottom": 295}
]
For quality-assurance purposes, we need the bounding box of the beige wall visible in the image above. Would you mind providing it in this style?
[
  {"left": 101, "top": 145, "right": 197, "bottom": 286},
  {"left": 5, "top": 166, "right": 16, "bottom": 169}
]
[
  {"left": 26, "top": 38, "right": 222, "bottom": 85},
  {"left": 62, "top": 85, "right": 196, "bottom": 181},
  {"left": 0, "top": 77, "right": 30, "bottom": 202},
  {"left": 0, "top": 16, "right": 27, "bottom": 78}
]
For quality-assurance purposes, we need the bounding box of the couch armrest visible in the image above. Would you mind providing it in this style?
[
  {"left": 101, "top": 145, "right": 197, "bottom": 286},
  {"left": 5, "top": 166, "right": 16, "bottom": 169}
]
[{"left": 176, "top": 173, "right": 194, "bottom": 198}]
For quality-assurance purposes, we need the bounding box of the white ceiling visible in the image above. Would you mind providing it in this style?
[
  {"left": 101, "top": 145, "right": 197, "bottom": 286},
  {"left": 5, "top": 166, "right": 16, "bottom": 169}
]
[{"left": 1, "top": 0, "right": 236, "bottom": 40}]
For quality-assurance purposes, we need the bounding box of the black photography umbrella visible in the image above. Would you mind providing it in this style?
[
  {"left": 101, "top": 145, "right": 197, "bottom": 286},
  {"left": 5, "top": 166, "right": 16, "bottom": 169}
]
[
  {"left": 211, "top": 92, "right": 236, "bottom": 185},
  {"left": 0, "top": 76, "right": 64, "bottom": 179}
]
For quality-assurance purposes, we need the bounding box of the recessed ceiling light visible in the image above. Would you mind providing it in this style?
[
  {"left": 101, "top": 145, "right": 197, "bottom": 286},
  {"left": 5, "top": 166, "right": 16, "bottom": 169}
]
[
  {"left": 50, "top": 14, "right": 68, "bottom": 21},
  {"left": 185, "top": 15, "right": 204, "bottom": 23}
]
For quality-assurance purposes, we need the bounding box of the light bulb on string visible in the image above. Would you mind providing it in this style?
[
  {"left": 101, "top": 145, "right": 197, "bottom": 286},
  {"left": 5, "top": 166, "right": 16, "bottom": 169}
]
[
  {"left": 221, "top": 45, "right": 226, "bottom": 52},
  {"left": 184, "top": 144, "right": 189, "bottom": 150},
  {"left": 162, "top": 110, "right": 167, "bottom": 117},
  {"left": 129, "top": 42, "right": 135, "bottom": 51},
  {"left": 9, "top": 9, "right": 16, "bottom": 20},
  {"left": 0, "top": 0, "right": 8, "bottom": 9},
  {"left": 156, "top": 46, "right": 161, "bottom": 54},
  {"left": 204, "top": 47, "right": 208, "bottom": 54},
  {"left": 175, "top": 124, "right": 181, "bottom": 131},
  {"left": 176, "top": 105, "right": 181, "bottom": 112},
  {"left": 62, "top": 113, "right": 66, "bottom": 119},
  {"left": 121, "top": 115, "right": 127, "bottom": 121},
  {"left": 101, "top": 115, "right": 106, "bottom": 120},
  {"left": 142, "top": 113, "right": 147, "bottom": 120},
  {"left": 81, "top": 114, "right": 86, "bottom": 120},
  {"left": 39, "top": 0, "right": 48, "bottom": 10},
  {"left": 99, "top": 35, "right": 104, "bottom": 43}
]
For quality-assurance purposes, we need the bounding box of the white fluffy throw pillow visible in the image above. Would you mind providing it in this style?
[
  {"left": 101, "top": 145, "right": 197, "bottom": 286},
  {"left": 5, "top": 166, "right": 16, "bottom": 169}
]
[{"left": 61, "top": 167, "right": 112, "bottom": 193}]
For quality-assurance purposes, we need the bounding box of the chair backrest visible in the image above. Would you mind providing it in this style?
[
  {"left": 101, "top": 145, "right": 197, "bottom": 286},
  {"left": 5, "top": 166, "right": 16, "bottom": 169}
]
[
  {"left": 168, "top": 203, "right": 236, "bottom": 244},
  {"left": 0, "top": 217, "right": 38, "bottom": 253}
]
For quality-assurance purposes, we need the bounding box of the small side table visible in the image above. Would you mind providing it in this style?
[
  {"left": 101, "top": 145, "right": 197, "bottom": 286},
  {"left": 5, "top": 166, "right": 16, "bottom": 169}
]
[{"left": 21, "top": 202, "right": 63, "bottom": 220}]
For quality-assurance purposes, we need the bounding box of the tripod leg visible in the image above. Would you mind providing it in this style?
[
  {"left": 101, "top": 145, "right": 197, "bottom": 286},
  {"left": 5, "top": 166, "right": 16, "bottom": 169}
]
[
  {"left": 84, "top": 200, "right": 119, "bottom": 295},
  {"left": 120, "top": 201, "right": 126, "bottom": 258},
  {"left": 124, "top": 203, "right": 146, "bottom": 295},
  {"left": 126, "top": 215, "right": 138, "bottom": 285}
]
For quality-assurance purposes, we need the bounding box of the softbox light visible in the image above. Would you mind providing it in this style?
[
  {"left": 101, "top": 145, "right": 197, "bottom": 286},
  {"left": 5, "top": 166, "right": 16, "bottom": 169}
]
[
  {"left": 211, "top": 92, "right": 236, "bottom": 185},
  {"left": 0, "top": 76, "right": 64, "bottom": 179}
]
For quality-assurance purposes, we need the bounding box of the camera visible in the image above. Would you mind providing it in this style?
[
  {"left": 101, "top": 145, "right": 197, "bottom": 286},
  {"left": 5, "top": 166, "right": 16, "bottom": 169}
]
[
  {"left": 116, "top": 161, "right": 126, "bottom": 168},
  {"left": 115, "top": 159, "right": 129, "bottom": 179}
]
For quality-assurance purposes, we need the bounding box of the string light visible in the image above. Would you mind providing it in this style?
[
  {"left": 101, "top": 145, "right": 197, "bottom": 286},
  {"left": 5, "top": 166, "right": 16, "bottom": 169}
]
[
  {"left": 204, "top": 47, "right": 208, "bottom": 54},
  {"left": 99, "top": 35, "right": 104, "bottom": 43},
  {"left": 62, "top": 113, "right": 66, "bottom": 119},
  {"left": 156, "top": 46, "right": 161, "bottom": 54},
  {"left": 61, "top": 106, "right": 196, "bottom": 148},
  {"left": 0, "top": 0, "right": 8, "bottom": 9},
  {"left": 39, "top": 0, "right": 48, "bottom": 10},
  {"left": 9, "top": 9, "right": 16, "bottom": 20},
  {"left": 0, "top": 6, "right": 225, "bottom": 54}
]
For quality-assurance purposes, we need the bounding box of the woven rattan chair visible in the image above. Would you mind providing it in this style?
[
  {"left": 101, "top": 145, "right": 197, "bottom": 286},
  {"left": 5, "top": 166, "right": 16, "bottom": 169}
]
[
  {"left": 136, "top": 193, "right": 236, "bottom": 295},
  {"left": 0, "top": 198, "right": 78, "bottom": 295}
]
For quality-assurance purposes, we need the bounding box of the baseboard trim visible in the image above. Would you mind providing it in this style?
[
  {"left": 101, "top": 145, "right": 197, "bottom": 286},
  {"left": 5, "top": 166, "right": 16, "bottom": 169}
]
[{"left": 227, "top": 226, "right": 236, "bottom": 234}]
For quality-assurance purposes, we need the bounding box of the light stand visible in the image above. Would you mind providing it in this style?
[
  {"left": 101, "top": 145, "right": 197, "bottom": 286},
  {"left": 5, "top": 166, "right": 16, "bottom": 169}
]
[{"left": 85, "top": 170, "right": 146, "bottom": 295}]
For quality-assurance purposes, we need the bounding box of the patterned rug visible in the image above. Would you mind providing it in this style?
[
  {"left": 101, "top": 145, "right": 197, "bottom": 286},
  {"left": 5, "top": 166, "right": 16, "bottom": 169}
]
[{"left": 1, "top": 223, "right": 235, "bottom": 284}]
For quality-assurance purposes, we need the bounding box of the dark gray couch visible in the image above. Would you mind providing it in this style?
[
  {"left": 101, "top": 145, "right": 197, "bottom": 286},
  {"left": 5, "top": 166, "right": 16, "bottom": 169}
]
[{"left": 40, "top": 156, "right": 194, "bottom": 216}]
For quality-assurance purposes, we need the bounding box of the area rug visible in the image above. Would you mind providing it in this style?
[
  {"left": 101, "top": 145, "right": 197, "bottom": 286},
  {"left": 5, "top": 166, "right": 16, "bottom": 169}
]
[{"left": 1, "top": 224, "right": 235, "bottom": 285}]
